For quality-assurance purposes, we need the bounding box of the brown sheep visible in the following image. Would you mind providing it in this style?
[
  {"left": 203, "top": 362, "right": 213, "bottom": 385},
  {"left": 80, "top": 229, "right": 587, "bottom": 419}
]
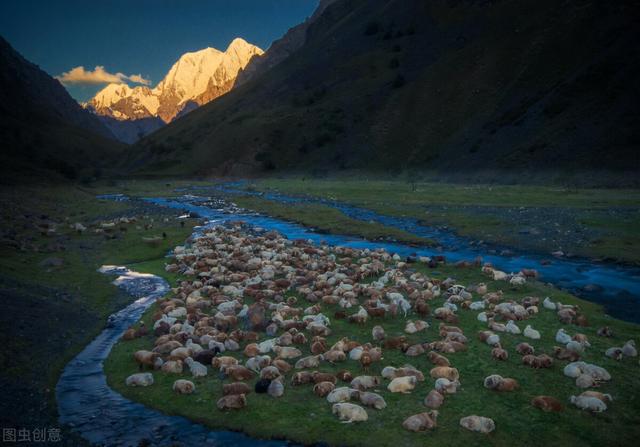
[
  {"left": 424, "top": 390, "right": 445, "bottom": 409},
  {"left": 312, "top": 372, "right": 337, "bottom": 384},
  {"left": 402, "top": 411, "right": 439, "bottom": 432},
  {"left": 430, "top": 367, "right": 459, "bottom": 381},
  {"left": 216, "top": 394, "right": 247, "bottom": 410},
  {"left": 133, "top": 350, "right": 161, "bottom": 371},
  {"left": 492, "top": 346, "right": 509, "bottom": 361},
  {"left": 428, "top": 351, "right": 451, "bottom": 367},
  {"left": 553, "top": 346, "right": 581, "bottom": 362},
  {"left": 336, "top": 370, "right": 353, "bottom": 382},
  {"left": 531, "top": 396, "right": 564, "bottom": 412},
  {"left": 313, "top": 381, "right": 336, "bottom": 397},
  {"left": 272, "top": 359, "right": 292, "bottom": 374},
  {"left": 226, "top": 365, "right": 254, "bottom": 381},
  {"left": 291, "top": 371, "right": 314, "bottom": 386},
  {"left": 515, "top": 342, "right": 535, "bottom": 355},
  {"left": 223, "top": 382, "right": 252, "bottom": 396}
]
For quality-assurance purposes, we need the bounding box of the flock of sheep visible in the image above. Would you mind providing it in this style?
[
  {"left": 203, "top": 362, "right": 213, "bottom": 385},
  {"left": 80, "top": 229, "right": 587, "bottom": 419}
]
[{"left": 120, "top": 222, "right": 636, "bottom": 437}]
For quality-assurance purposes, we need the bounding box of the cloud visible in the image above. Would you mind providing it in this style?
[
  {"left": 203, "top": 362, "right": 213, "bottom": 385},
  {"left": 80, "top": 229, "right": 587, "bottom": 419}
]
[{"left": 56, "top": 65, "right": 150, "bottom": 86}]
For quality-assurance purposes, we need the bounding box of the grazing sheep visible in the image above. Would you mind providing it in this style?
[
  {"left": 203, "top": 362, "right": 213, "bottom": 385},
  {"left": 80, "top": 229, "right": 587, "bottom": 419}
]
[
  {"left": 388, "top": 376, "right": 417, "bottom": 394},
  {"left": 260, "top": 366, "right": 281, "bottom": 381},
  {"left": 428, "top": 351, "right": 451, "bottom": 367},
  {"left": 291, "top": 371, "right": 314, "bottom": 386},
  {"left": 516, "top": 342, "right": 535, "bottom": 355},
  {"left": 295, "top": 354, "right": 323, "bottom": 369},
  {"left": 161, "top": 359, "right": 183, "bottom": 374},
  {"left": 125, "top": 373, "right": 154, "bottom": 387},
  {"left": 543, "top": 297, "right": 557, "bottom": 310},
  {"left": 477, "top": 312, "right": 488, "bottom": 323},
  {"left": 357, "top": 391, "right": 387, "bottom": 410},
  {"left": 327, "top": 387, "right": 358, "bottom": 403},
  {"left": 553, "top": 346, "right": 581, "bottom": 361},
  {"left": 172, "top": 379, "right": 195, "bottom": 394},
  {"left": 313, "top": 381, "right": 336, "bottom": 397},
  {"left": 217, "top": 394, "right": 247, "bottom": 410},
  {"left": 570, "top": 395, "right": 607, "bottom": 412},
  {"left": 312, "top": 372, "right": 337, "bottom": 384},
  {"left": 434, "top": 378, "right": 460, "bottom": 394},
  {"left": 566, "top": 340, "right": 586, "bottom": 354},
  {"left": 272, "top": 359, "right": 292, "bottom": 373},
  {"left": 522, "top": 354, "right": 553, "bottom": 369},
  {"left": 622, "top": 340, "right": 637, "bottom": 357},
  {"left": 184, "top": 357, "right": 207, "bottom": 378},
  {"left": 492, "top": 346, "right": 508, "bottom": 361},
  {"left": 332, "top": 403, "right": 368, "bottom": 423},
  {"left": 424, "top": 390, "right": 445, "bottom": 409},
  {"left": 581, "top": 391, "right": 613, "bottom": 403},
  {"left": 402, "top": 411, "right": 439, "bottom": 432},
  {"left": 596, "top": 326, "right": 613, "bottom": 337},
  {"left": 531, "top": 395, "right": 564, "bottom": 412},
  {"left": 274, "top": 346, "right": 302, "bottom": 359},
  {"left": 351, "top": 375, "right": 381, "bottom": 391},
  {"left": 430, "top": 366, "right": 459, "bottom": 381},
  {"left": 524, "top": 325, "right": 541, "bottom": 340},
  {"left": 605, "top": 347, "right": 624, "bottom": 361},
  {"left": 133, "top": 350, "right": 161, "bottom": 371},
  {"left": 575, "top": 374, "right": 596, "bottom": 388},
  {"left": 336, "top": 370, "right": 353, "bottom": 382},
  {"left": 226, "top": 365, "right": 254, "bottom": 381},
  {"left": 484, "top": 374, "right": 519, "bottom": 391},
  {"left": 505, "top": 320, "right": 521, "bottom": 335},
  {"left": 223, "top": 382, "right": 252, "bottom": 396},
  {"left": 460, "top": 415, "right": 495, "bottom": 434},
  {"left": 405, "top": 344, "right": 426, "bottom": 356},
  {"left": 212, "top": 356, "right": 238, "bottom": 371},
  {"left": 372, "top": 325, "right": 385, "bottom": 341},
  {"left": 323, "top": 350, "right": 346, "bottom": 363},
  {"left": 268, "top": 378, "right": 285, "bottom": 398},
  {"left": 255, "top": 378, "right": 272, "bottom": 393},
  {"left": 555, "top": 329, "right": 572, "bottom": 344},
  {"left": 194, "top": 349, "right": 218, "bottom": 365}
]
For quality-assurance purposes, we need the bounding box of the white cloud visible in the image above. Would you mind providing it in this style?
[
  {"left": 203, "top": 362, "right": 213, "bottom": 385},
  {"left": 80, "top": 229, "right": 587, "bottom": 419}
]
[{"left": 56, "top": 65, "right": 150, "bottom": 86}]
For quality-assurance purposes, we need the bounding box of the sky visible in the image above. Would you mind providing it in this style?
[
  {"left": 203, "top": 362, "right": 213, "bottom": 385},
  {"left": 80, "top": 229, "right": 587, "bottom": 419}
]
[{"left": 0, "top": 0, "right": 317, "bottom": 102}]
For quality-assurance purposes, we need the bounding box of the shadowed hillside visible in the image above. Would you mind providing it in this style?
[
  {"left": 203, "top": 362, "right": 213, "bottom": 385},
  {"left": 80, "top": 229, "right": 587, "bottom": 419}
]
[
  {"left": 0, "top": 37, "right": 123, "bottom": 183},
  {"left": 131, "top": 0, "right": 640, "bottom": 184}
]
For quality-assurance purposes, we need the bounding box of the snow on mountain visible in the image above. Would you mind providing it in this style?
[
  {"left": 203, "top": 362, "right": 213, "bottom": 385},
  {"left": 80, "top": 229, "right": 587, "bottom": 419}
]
[{"left": 83, "top": 37, "right": 263, "bottom": 141}]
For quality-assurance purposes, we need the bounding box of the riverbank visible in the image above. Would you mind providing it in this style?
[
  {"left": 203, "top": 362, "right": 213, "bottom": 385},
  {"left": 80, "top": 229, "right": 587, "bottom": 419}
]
[
  {"left": 0, "top": 184, "right": 198, "bottom": 444},
  {"left": 104, "top": 219, "right": 640, "bottom": 447}
]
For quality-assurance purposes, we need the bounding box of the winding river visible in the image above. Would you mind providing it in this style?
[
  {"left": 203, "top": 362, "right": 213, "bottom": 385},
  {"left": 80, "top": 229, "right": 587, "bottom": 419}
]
[{"left": 57, "top": 190, "right": 640, "bottom": 446}]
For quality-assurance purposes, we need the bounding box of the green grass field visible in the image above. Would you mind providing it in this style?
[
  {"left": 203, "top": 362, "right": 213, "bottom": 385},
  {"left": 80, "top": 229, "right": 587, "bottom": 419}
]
[{"left": 106, "top": 260, "right": 640, "bottom": 447}]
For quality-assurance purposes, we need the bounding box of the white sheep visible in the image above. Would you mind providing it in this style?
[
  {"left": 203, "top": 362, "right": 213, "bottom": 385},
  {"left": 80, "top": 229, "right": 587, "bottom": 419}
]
[
  {"left": 570, "top": 395, "right": 607, "bottom": 412},
  {"left": 125, "top": 373, "right": 154, "bottom": 387},
  {"left": 543, "top": 297, "right": 556, "bottom": 310},
  {"left": 470, "top": 301, "right": 485, "bottom": 311},
  {"left": 524, "top": 325, "right": 541, "bottom": 340},
  {"left": 477, "top": 312, "right": 488, "bottom": 323},
  {"left": 184, "top": 357, "right": 207, "bottom": 377},
  {"left": 505, "top": 320, "right": 521, "bottom": 335},
  {"left": 555, "top": 328, "right": 572, "bottom": 344},
  {"left": 622, "top": 340, "right": 637, "bottom": 357},
  {"left": 332, "top": 403, "right": 368, "bottom": 423}
]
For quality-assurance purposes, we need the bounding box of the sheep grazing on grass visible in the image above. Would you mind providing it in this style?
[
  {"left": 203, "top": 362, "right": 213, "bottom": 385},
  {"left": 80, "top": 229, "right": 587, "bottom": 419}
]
[
  {"left": 522, "top": 354, "right": 553, "bottom": 369},
  {"left": 556, "top": 328, "right": 572, "bottom": 344},
  {"left": 212, "top": 356, "right": 238, "bottom": 371},
  {"left": 332, "top": 403, "right": 368, "bottom": 423},
  {"left": 351, "top": 375, "right": 381, "bottom": 391},
  {"left": 291, "top": 371, "right": 314, "bottom": 386},
  {"left": 268, "top": 378, "right": 285, "bottom": 398},
  {"left": 491, "top": 346, "right": 508, "bottom": 361},
  {"left": 133, "top": 350, "right": 161, "bottom": 371},
  {"left": 161, "top": 360, "right": 183, "bottom": 374},
  {"left": 357, "top": 391, "right": 387, "bottom": 410},
  {"left": 313, "top": 381, "right": 336, "bottom": 397},
  {"left": 327, "top": 387, "right": 359, "bottom": 403},
  {"left": 260, "top": 366, "right": 281, "bottom": 381},
  {"left": 505, "top": 320, "right": 521, "bottom": 335},
  {"left": 323, "top": 350, "right": 346, "bottom": 363},
  {"left": 255, "top": 379, "right": 271, "bottom": 393},
  {"left": 424, "top": 390, "right": 445, "bottom": 409},
  {"left": 605, "top": 347, "right": 624, "bottom": 361},
  {"left": 402, "top": 411, "right": 439, "bottom": 432},
  {"left": 371, "top": 325, "right": 385, "bottom": 341},
  {"left": 524, "top": 325, "right": 541, "bottom": 340},
  {"left": 430, "top": 366, "right": 459, "bottom": 381},
  {"left": 435, "top": 378, "right": 460, "bottom": 395},
  {"left": 388, "top": 376, "right": 417, "bottom": 394},
  {"left": 483, "top": 374, "right": 519, "bottom": 392},
  {"left": 531, "top": 396, "right": 564, "bottom": 412},
  {"left": 225, "top": 365, "right": 254, "bottom": 381},
  {"left": 125, "top": 373, "right": 154, "bottom": 387},
  {"left": 336, "top": 370, "right": 353, "bottom": 383},
  {"left": 570, "top": 395, "right": 607, "bottom": 412},
  {"left": 581, "top": 391, "right": 613, "bottom": 404},
  {"left": 515, "top": 342, "right": 535, "bottom": 355},
  {"left": 596, "top": 326, "right": 613, "bottom": 337},
  {"left": 295, "top": 354, "right": 323, "bottom": 369},
  {"left": 553, "top": 346, "right": 581, "bottom": 362},
  {"left": 172, "top": 379, "right": 195, "bottom": 394},
  {"left": 428, "top": 351, "right": 451, "bottom": 367},
  {"left": 460, "top": 415, "right": 495, "bottom": 434},
  {"left": 184, "top": 357, "right": 207, "bottom": 378},
  {"left": 622, "top": 340, "right": 637, "bottom": 357},
  {"left": 543, "top": 297, "right": 557, "bottom": 310},
  {"left": 217, "top": 394, "right": 247, "bottom": 410},
  {"left": 223, "top": 382, "right": 252, "bottom": 396}
]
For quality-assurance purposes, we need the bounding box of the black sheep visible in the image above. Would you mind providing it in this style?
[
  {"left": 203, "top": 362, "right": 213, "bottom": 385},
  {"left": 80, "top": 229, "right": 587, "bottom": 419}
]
[{"left": 255, "top": 378, "right": 272, "bottom": 393}]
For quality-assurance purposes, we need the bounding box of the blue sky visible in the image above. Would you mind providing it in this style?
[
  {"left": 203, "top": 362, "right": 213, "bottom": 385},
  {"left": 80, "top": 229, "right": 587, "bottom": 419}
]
[{"left": 0, "top": 0, "right": 317, "bottom": 101}]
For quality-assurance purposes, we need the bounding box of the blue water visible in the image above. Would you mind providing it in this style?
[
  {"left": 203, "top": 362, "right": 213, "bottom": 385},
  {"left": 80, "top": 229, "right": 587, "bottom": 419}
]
[{"left": 145, "top": 193, "right": 640, "bottom": 323}]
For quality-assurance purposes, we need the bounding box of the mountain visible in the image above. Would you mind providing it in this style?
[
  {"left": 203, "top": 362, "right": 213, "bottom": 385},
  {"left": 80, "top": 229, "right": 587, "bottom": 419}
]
[
  {"left": 84, "top": 38, "right": 263, "bottom": 142},
  {"left": 0, "top": 36, "right": 123, "bottom": 183},
  {"left": 131, "top": 0, "right": 640, "bottom": 184}
]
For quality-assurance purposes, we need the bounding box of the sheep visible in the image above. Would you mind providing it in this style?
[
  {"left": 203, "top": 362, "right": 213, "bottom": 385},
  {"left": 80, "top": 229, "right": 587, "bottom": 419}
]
[
  {"left": 194, "top": 349, "right": 218, "bottom": 365},
  {"left": 605, "top": 347, "right": 624, "bottom": 361},
  {"left": 260, "top": 366, "right": 281, "bottom": 380},
  {"left": 291, "top": 371, "right": 314, "bottom": 386},
  {"left": 505, "top": 320, "right": 521, "bottom": 335},
  {"left": 459, "top": 415, "right": 495, "bottom": 434},
  {"left": 556, "top": 328, "right": 572, "bottom": 344},
  {"left": 492, "top": 346, "right": 508, "bottom": 361},
  {"left": 430, "top": 366, "right": 459, "bottom": 381},
  {"left": 553, "top": 346, "right": 581, "bottom": 361},
  {"left": 274, "top": 346, "right": 302, "bottom": 359},
  {"left": 569, "top": 395, "right": 607, "bottom": 412},
  {"left": 566, "top": 340, "right": 586, "bottom": 354},
  {"left": 515, "top": 342, "right": 535, "bottom": 355},
  {"left": 323, "top": 350, "right": 347, "bottom": 363},
  {"left": 372, "top": 325, "right": 385, "bottom": 341},
  {"left": 295, "top": 354, "right": 323, "bottom": 369},
  {"left": 255, "top": 379, "right": 271, "bottom": 393},
  {"left": 268, "top": 378, "right": 285, "bottom": 398},
  {"left": 543, "top": 297, "right": 557, "bottom": 310},
  {"left": 351, "top": 376, "right": 381, "bottom": 391},
  {"left": 524, "top": 325, "right": 541, "bottom": 340},
  {"left": 581, "top": 391, "right": 613, "bottom": 404},
  {"left": 522, "top": 354, "right": 553, "bottom": 369},
  {"left": 225, "top": 365, "right": 254, "bottom": 381},
  {"left": 402, "top": 411, "right": 439, "bottom": 432},
  {"left": 622, "top": 340, "right": 637, "bottom": 357},
  {"left": 531, "top": 395, "right": 564, "bottom": 412},
  {"left": 332, "top": 403, "right": 368, "bottom": 423},
  {"left": 212, "top": 356, "right": 238, "bottom": 371},
  {"left": 483, "top": 374, "right": 519, "bottom": 391},
  {"left": 576, "top": 374, "right": 596, "bottom": 388},
  {"left": 596, "top": 326, "right": 613, "bottom": 337},
  {"left": 133, "top": 350, "right": 161, "bottom": 371},
  {"left": 223, "top": 382, "right": 252, "bottom": 396},
  {"left": 405, "top": 344, "right": 426, "bottom": 356},
  {"left": 161, "top": 359, "right": 183, "bottom": 374},
  {"left": 387, "top": 376, "right": 417, "bottom": 394},
  {"left": 357, "top": 391, "right": 387, "bottom": 410},
  {"left": 428, "top": 351, "right": 451, "bottom": 367},
  {"left": 172, "top": 379, "right": 195, "bottom": 394},
  {"left": 313, "top": 381, "right": 336, "bottom": 397},
  {"left": 184, "top": 357, "right": 207, "bottom": 378},
  {"left": 217, "top": 394, "right": 247, "bottom": 410},
  {"left": 434, "top": 378, "right": 460, "bottom": 394},
  {"left": 336, "top": 370, "right": 353, "bottom": 382},
  {"left": 424, "top": 390, "right": 445, "bottom": 409},
  {"left": 477, "top": 312, "right": 488, "bottom": 322},
  {"left": 125, "top": 373, "right": 154, "bottom": 387},
  {"left": 327, "top": 387, "right": 358, "bottom": 403}
]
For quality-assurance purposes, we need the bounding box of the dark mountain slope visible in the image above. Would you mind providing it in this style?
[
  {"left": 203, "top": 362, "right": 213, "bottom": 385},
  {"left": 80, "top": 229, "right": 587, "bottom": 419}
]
[
  {"left": 132, "top": 0, "right": 640, "bottom": 182},
  {"left": 0, "top": 36, "right": 123, "bottom": 183}
]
